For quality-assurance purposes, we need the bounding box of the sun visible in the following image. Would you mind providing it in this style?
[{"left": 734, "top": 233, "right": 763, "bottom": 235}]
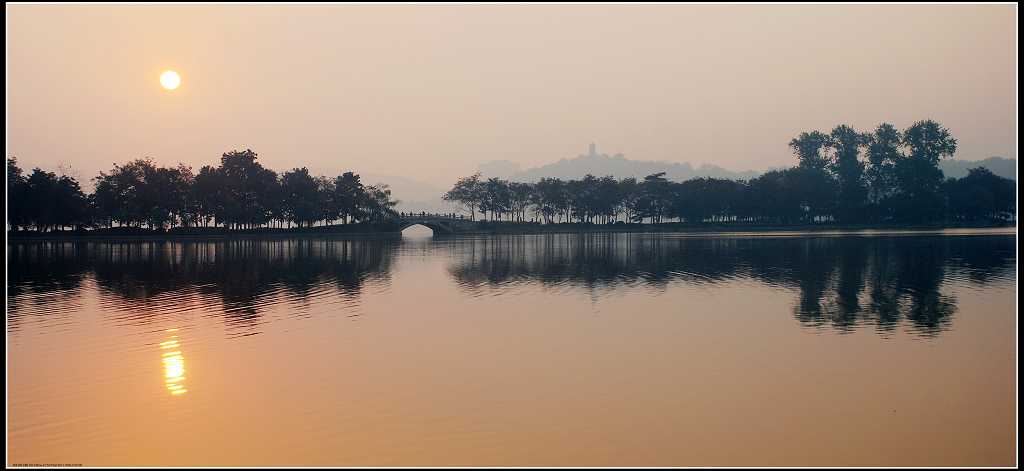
[{"left": 160, "top": 70, "right": 181, "bottom": 90}]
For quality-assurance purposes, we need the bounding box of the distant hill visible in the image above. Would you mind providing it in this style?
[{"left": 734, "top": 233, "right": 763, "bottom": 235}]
[
  {"left": 479, "top": 145, "right": 1016, "bottom": 183},
  {"left": 479, "top": 144, "right": 760, "bottom": 183},
  {"left": 939, "top": 156, "right": 1016, "bottom": 180}
]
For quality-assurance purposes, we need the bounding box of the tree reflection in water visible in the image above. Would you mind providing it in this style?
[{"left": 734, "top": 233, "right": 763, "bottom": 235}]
[
  {"left": 442, "top": 233, "right": 1015, "bottom": 337},
  {"left": 6, "top": 233, "right": 1015, "bottom": 338},
  {"left": 7, "top": 239, "right": 396, "bottom": 334}
]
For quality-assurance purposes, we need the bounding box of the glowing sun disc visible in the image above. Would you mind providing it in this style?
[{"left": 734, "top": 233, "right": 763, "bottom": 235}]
[{"left": 160, "top": 70, "right": 181, "bottom": 90}]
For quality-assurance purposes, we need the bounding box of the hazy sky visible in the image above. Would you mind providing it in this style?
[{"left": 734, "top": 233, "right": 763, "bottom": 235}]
[{"left": 6, "top": 4, "right": 1017, "bottom": 188}]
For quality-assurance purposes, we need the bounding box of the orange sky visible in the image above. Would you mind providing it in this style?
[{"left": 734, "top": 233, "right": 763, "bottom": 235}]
[{"left": 5, "top": 4, "right": 1017, "bottom": 187}]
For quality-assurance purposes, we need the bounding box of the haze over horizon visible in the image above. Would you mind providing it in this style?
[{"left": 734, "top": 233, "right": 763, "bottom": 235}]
[{"left": 6, "top": 4, "right": 1017, "bottom": 189}]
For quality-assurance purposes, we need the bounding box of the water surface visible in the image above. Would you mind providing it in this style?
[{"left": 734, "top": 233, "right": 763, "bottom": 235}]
[{"left": 6, "top": 229, "right": 1017, "bottom": 466}]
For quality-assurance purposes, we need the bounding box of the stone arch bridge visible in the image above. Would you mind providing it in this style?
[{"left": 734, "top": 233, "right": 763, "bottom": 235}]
[{"left": 394, "top": 215, "right": 478, "bottom": 234}]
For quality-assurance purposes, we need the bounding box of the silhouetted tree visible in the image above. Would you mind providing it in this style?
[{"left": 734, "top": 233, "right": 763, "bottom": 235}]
[
  {"left": 944, "top": 168, "right": 1016, "bottom": 223},
  {"left": 443, "top": 173, "right": 485, "bottom": 220},
  {"left": 617, "top": 177, "right": 641, "bottom": 223},
  {"left": 91, "top": 159, "right": 193, "bottom": 230},
  {"left": 828, "top": 125, "right": 869, "bottom": 223},
  {"left": 480, "top": 177, "right": 513, "bottom": 221},
  {"left": 790, "top": 130, "right": 832, "bottom": 171},
  {"left": 891, "top": 120, "right": 957, "bottom": 222},
  {"left": 531, "top": 177, "right": 567, "bottom": 223},
  {"left": 509, "top": 181, "right": 533, "bottom": 222},
  {"left": 865, "top": 123, "right": 903, "bottom": 209},
  {"left": 361, "top": 184, "right": 398, "bottom": 223},
  {"left": 331, "top": 172, "right": 365, "bottom": 224},
  {"left": 281, "top": 167, "right": 327, "bottom": 228},
  {"left": 633, "top": 172, "right": 673, "bottom": 223},
  {"left": 217, "top": 149, "right": 279, "bottom": 229},
  {"left": 140, "top": 163, "right": 192, "bottom": 230},
  {"left": 23, "top": 167, "right": 89, "bottom": 231},
  {"left": 7, "top": 157, "right": 31, "bottom": 231},
  {"left": 191, "top": 165, "right": 224, "bottom": 227}
]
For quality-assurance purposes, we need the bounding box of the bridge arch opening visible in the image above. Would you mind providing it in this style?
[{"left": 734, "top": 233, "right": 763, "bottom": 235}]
[{"left": 401, "top": 224, "right": 434, "bottom": 238}]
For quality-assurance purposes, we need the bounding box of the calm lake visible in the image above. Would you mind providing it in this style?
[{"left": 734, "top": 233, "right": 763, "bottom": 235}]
[{"left": 6, "top": 229, "right": 1017, "bottom": 466}]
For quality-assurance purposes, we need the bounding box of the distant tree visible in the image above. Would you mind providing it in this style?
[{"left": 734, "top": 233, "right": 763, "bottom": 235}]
[
  {"left": 706, "top": 178, "right": 746, "bottom": 223},
  {"left": 531, "top": 177, "right": 566, "bottom": 223},
  {"left": 263, "top": 175, "right": 287, "bottom": 228},
  {"left": 443, "top": 173, "right": 485, "bottom": 220},
  {"left": 24, "top": 168, "right": 89, "bottom": 231},
  {"left": 361, "top": 184, "right": 398, "bottom": 223},
  {"left": 594, "top": 176, "right": 622, "bottom": 223},
  {"left": 480, "top": 178, "right": 512, "bottom": 221},
  {"left": 331, "top": 172, "right": 365, "bottom": 224},
  {"left": 315, "top": 175, "right": 335, "bottom": 226},
  {"left": 191, "top": 165, "right": 225, "bottom": 227},
  {"left": 790, "top": 131, "right": 832, "bottom": 171},
  {"left": 218, "top": 149, "right": 278, "bottom": 229},
  {"left": 828, "top": 124, "right": 869, "bottom": 223},
  {"left": 90, "top": 172, "right": 117, "bottom": 228},
  {"left": 673, "top": 177, "right": 748, "bottom": 224},
  {"left": 281, "top": 167, "right": 325, "bottom": 228},
  {"left": 91, "top": 159, "right": 193, "bottom": 230},
  {"left": 891, "top": 120, "right": 957, "bottom": 222},
  {"left": 633, "top": 172, "right": 674, "bottom": 223},
  {"left": 508, "top": 181, "right": 533, "bottom": 222},
  {"left": 92, "top": 159, "right": 146, "bottom": 227},
  {"left": 749, "top": 167, "right": 835, "bottom": 224},
  {"left": 674, "top": 178, "right": 707, "bottom": 223},
  {"left": 617, "top": 177, "right": 641, "bottom": 224},
  {"left": 566, "top": 175, "right": 603, "bottom": 223},
  {"left": 172, "top": 164, "right": 198, "bottom": 228},
  {"left": 252, "top": 164, "right": 282, "bottom": 229},
  {"left": 54, "top": 174, "right": 91, "bottom": 230},
  {"left": 789, "top": 166, "right": 837, "bottom": 223},
  {"left": 7, "top": 157, "right": 30, "bottom": 231},
  {"left": 944, "top": 167, "right": 1016, "bottom": 223},
  {"left": 903, "top": 120, "right": 958, "bottom": 166},
  {"left": 864, "top": 123, "right": 903, "bottom": 206},
  {"left": 140, "top": 163, "right": 192, "bottom": 230},
  {"left": 746, "top": 169, "right": 801, "bottom": 224}
]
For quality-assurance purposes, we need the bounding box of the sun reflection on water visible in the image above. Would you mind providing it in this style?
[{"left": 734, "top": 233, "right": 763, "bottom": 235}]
[{"left": 160, "top": 328, "right": 188, "bottom": 396}]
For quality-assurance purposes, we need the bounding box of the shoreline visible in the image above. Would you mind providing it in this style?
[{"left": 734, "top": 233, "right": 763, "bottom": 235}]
[
  {"left": 6, "top": 222, "right": 1015, "bottom": 241},
  {"left": 448, "top": 221, "right": 1016, "bottom": 235}
]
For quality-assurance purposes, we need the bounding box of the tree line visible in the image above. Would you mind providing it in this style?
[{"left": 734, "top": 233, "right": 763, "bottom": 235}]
[
  {"left": 5, "top": 120, "right": 1016, "bottom": 233},
  {"left": 443, "top": 120, "right": 1015, "bottom": 225},
  {"left": 6, "top": 149, "right": 399, "bottom": 232}
]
